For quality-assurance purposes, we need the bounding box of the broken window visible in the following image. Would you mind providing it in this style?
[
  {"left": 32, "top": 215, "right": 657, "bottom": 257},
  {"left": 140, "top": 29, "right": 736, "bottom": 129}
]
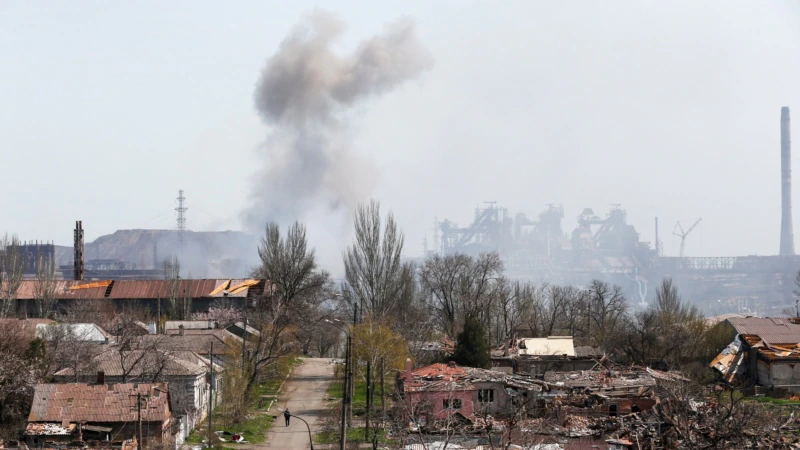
[
  {"left": 478, "top": 389, "right": 495, "bottom": 403},
  {"left": 443, "top": 399, "right": 462, "bottom": 410}
]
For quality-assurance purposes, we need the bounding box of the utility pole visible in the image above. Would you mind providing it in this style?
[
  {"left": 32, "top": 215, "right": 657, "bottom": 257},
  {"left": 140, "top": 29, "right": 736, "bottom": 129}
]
[
  {"left": 380, "top": 358, "right": 386, "bottom": 427},
  {"left": 349, "top": 305, "right": 357, "bottom": 424},
  {"left": 241, "top": 315, "right": 248, "bottom": 376},
  {"left": 208, "top": 342, "right": 213, "bottom": 434},
  {"left": 347, "top": 333, "right": 353, "bottom": 427},
  {"left": 137, "top": 393, "right": 142, "bottom": 450},
  {"left": 365, "top": 360, "right": 371, "bottom": 441},
  {"left": 339, "top": 334, "right": 350, "bottom": 450}
]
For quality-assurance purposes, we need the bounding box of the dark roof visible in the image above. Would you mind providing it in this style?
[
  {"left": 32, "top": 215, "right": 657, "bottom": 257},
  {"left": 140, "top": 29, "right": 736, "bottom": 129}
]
[
  {"left": 28, "top": 383, "right": 170, "bottom": 423},
  {"left": 54, "top": 348, "right": 209, "bottom": 379},
  {"left": 727, "top": 317, "right": 800, "bottom": 345},
  {"left": 141, "top": 332, "right": 237, "bottom": 354}
]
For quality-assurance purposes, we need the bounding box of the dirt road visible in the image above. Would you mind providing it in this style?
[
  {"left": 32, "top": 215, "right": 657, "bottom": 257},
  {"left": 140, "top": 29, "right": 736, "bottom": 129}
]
[{"left": 261, "top": 357, "right": 335, "bottom": 449}]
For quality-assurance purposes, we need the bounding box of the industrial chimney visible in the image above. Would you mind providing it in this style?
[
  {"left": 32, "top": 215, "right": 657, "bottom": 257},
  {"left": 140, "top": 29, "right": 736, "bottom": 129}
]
[
  {"left": 780, "top": 107, "right": 795, "bottom": 256},
  {"left": 74, "top": 220, "right": 84, "bottom": 280}
]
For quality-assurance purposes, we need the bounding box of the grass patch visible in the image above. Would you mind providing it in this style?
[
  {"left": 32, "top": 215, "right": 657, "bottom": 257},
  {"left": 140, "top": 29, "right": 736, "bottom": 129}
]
[
  {"left": 254, "top": 356, "right": 303, "bottom": 398},
  {"left": 750, "top": 396, "right": 800, "bottom": 406},
  {"left": 185, "top": 356, "right": 304, "bottom": 444},
  {"left": 184, "top": 411, "right": 273, "bottom": 445},
  {"left": 326, "top": 380, "right": 368, "bottom": 409},
  {"left": 314, "top": 427, "right": 389, "bottom": 445}
]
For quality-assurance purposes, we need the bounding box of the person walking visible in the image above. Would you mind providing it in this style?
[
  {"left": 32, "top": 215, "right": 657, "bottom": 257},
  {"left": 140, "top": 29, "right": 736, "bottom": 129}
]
[{"left": 283, "top": 408, "right": 291, "bottom": 427}]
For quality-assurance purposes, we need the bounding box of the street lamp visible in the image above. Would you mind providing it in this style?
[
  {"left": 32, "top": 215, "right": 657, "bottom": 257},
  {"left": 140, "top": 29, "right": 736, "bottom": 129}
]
[
  {"left": 276, "top": 408, "right": 314, "bottom": 450},
  {"left": 324, "top": 318, "right": 351, "bottom": 450}
]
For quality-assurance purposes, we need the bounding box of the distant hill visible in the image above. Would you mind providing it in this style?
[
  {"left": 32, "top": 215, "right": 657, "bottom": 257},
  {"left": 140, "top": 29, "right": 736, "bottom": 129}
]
[{"left": 54, "top": 229, "right": 259, "bottom": 278}]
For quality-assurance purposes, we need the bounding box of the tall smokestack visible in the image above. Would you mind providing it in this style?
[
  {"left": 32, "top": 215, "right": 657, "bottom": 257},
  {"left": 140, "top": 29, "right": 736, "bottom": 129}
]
[
  {"left": 74, "top": 220, "right": 84, "bottom": 280},
  {"left": 780, "top": 107, "right": 795, "bottom": 256}
]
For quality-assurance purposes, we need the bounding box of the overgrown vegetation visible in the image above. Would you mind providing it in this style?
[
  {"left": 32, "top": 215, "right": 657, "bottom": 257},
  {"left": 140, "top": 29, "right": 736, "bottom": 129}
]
[
  {"left": 314, "top": 426, "right": 388, "bottom": 445},
  {"left": 187, "top": 355, "right": 303, "bottom": 445}
]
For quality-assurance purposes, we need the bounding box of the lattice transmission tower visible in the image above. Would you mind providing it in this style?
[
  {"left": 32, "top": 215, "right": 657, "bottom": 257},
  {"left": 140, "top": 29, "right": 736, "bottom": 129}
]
[{"left": 175, "top": 190, "right": 188, "bottom": 250}]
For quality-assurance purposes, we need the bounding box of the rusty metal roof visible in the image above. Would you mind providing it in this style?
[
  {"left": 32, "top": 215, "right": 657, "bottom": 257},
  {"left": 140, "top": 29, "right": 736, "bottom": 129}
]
[
  {"left": 13, "top": 279, "right": 263, "bottom": 301},
  {"left": 727, "top": 317, "right": 800, "bottom": 345},
  {"left": 14, "top": 280, "right": 109, "bottom": 300},
  {"left": 28, "top": 383, "right": 170, "bottom": 423},
  {"left": 107, "top": 279, "right": 217, "bottom": 299}
]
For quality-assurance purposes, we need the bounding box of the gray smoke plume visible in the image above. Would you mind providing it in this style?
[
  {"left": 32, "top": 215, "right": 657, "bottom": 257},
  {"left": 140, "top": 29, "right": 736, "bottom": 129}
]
[{"left": 242, "top": 10, "right": 434, "bottom": 230}]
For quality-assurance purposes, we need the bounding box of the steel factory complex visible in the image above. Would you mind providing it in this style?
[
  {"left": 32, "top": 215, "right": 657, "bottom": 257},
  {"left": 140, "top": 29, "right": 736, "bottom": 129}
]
[{"left": 6, "top": 108, "right": 799, "bottom": 316}]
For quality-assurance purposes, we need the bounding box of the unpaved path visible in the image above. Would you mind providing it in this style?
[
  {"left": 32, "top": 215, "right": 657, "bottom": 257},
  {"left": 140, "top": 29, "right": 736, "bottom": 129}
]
[{"left": 246, "top": 358, "right": 335, "bottom": 450}]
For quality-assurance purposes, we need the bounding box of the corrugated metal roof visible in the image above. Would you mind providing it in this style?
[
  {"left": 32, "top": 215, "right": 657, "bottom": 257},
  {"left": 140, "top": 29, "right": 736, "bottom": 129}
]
[
  {"left": 13, "top": 279, "right": 261, "bottom": 300},
  {"left": 107, "top": 280, "right": 216, "bottom": 299},
  {"left": 727, "top": 317, "right": 800, "bottom": 344},
  {"left": 14, "top": 280, "right": 108, "bottom": 300},
  {"left": 28, "top": 383, "right": 170, "bottom": 423}
]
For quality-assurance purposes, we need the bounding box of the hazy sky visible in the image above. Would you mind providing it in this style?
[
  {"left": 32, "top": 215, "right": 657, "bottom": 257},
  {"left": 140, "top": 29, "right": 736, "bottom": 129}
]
[{"left": 2, "top": 1, "right": 799, "bottom": 271}]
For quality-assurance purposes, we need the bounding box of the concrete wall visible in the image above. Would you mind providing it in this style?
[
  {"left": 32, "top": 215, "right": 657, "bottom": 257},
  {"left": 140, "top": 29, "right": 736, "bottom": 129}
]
[
  {"left": 406, "top": 389, "right": 475, "bottom": 421},
  {"left": 472, "top": 381, "right": 512, "bottom": 416},
  {"left": 760, "top": 360, "right": 800, "bottom": 392},
  {"left": 517, "top": 358, "right": 597, "bottom": 377}
]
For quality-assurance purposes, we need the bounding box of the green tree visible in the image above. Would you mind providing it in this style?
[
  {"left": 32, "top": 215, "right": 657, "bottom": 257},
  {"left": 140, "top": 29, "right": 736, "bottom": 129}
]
[{"left": 452, "top": 316, "right": 490, "bottom": 369}]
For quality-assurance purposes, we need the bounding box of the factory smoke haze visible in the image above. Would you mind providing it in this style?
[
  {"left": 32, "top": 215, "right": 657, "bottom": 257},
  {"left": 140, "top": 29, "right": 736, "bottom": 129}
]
[{"left": 241, "top": 10, "right": 434, "bottom": 231}]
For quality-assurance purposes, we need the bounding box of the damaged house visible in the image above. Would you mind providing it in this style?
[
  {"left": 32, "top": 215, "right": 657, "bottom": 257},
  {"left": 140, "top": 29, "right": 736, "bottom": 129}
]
[
  {"left": 492, "top": 336, "right": 602, "bottom": 377},
  {"left": 401, "top": 360, "right": 546, "bottom": 426},
  {"left": 25, "top": 383, "right": 172, "bottom": 449},
  {"left": 52, "top": 346, "right": 221, "bottom": 446},
  {"left": 710, "top": 317, "right": 800, "bottom": 392}
]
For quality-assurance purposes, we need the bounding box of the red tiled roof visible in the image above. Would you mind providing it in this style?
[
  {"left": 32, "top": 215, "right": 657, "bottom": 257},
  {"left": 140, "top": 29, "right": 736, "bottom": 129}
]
[
  {"left": 28, "top": 383, "right": 170, "bottom": 423},
  {"left": 413, "top": 363, "right": 467, "bottom": 379}
]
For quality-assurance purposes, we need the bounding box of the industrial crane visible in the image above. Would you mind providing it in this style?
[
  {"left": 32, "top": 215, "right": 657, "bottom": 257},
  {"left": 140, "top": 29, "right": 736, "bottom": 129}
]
[{"left": 673, "top": 218, "right": 702, "bottom": 257}]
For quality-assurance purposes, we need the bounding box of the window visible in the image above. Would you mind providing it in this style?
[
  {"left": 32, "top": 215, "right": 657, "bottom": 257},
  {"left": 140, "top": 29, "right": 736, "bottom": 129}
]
[
  {"left": 478, "top": 389, "right": 495, "bottom": 404},
  {"left": 443, "top": 399, "right": 462, "bottom": 410}
]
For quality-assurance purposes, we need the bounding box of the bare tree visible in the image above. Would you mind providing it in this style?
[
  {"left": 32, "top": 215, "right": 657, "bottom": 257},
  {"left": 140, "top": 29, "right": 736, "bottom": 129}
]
[
  {"left": 33, "top": 251, "right": 58, "bottom": 319},
  {"left": 540, "top": 285, "right": 577, "bottom": 337},
  {"left": 0, "top": 234, "right": 24, "bottom": 318},
  {"left": 254, "top": 221, "right": 329, "bottom": 308},
  {"left": 343, "top": 200, "right": 407, "bottom": 320},
  {"left": 40, "top": 324, "right": 103, "bottom": 380},
  {"left": 239, "top": 295, "right": 296, "bottom": 401},
  {"left": 619, "top": 278, "right": 707, "bottom": 369},
  {"left": 58, "top": 299, "right": 116, "bottom": 329},
  {"left": 587, "top": 280, "right": 627, "bottom": 349},
  {"left": 164, "top": 256, "right": 190, "bottom": 320},
  {"left": 112, "top": 334, "right": 175, "bottom": 383},
  {"left": 420, "top": 252, "right": 504, "bottom": 338}
]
